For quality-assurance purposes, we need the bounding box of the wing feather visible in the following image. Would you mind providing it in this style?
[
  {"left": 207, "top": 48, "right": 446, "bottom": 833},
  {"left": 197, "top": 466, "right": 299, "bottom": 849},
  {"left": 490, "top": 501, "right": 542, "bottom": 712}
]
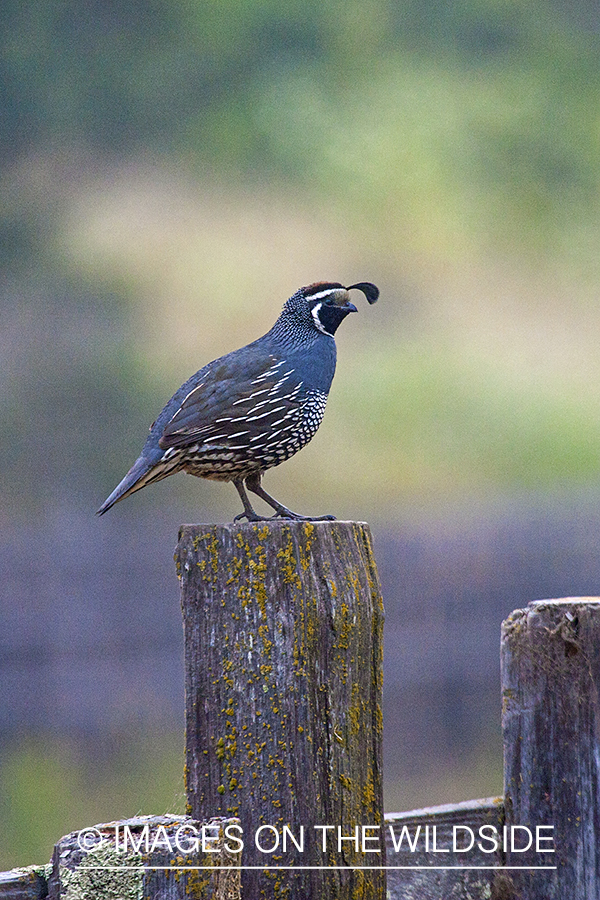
[{"left": 158, "top": 352, "right": 302, "bottom": 451}]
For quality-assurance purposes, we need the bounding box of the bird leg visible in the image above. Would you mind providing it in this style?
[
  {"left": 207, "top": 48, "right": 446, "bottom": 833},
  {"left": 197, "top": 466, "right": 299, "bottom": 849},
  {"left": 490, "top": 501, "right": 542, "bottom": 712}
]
[
  {"left": 244, "top": 473, "right": 336, "bottom": 522},
  {"left": 232, "top": 479, "right": 272, "bottom": 522}
]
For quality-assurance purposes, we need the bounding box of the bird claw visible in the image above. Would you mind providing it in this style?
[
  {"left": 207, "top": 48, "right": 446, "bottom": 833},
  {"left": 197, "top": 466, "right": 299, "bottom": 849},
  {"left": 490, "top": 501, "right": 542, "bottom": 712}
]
[{"left": 233, "top": 511, "right": 269, "bottom": 523}]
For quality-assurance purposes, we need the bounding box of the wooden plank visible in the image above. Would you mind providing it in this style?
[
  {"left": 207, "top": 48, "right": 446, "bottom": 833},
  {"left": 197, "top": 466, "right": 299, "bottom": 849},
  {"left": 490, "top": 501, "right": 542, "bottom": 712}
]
[
  {"left": 0, "top": 868, "right": 48, "bottom": 900},
  {"left": 502, "top": 597, "right": 600, "bottom": 899},
  {"left": 45, "top": 814, "right": 240, "bottom": 900},
  {"left": 176, "top": 521, "right": 386, "bottom": 900},
  {"left": 385, "top": 797, "right": 505, "bottom": 899}
]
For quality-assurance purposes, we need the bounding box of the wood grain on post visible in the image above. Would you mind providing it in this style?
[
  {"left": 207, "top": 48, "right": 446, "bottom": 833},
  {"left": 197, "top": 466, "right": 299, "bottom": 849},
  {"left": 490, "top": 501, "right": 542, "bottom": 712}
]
[
  {"left": 176, "top": 521, "right": 385, "bottom": 900},
  {"left": 385, "top": 798, "right": 504, "bottom": 899},
  {"left": 502, "top": 598, "right": 600, "bottom": 900}
]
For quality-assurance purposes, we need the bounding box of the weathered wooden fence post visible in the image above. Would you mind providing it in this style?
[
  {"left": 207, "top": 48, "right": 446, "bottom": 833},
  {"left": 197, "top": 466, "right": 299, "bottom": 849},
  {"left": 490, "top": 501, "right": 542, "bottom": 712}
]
[
  {"left": 502, "top": 597, "right": 600, "bottom": 899},
  {"left": 176, "top": 520, "right": 386, "bottom": 899}
]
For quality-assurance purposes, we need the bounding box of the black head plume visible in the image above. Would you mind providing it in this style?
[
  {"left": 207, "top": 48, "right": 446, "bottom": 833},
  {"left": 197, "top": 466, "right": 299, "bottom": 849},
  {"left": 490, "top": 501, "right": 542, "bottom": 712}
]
[{"left": 345, "top": 282, "right": 379, "bottom": 304}]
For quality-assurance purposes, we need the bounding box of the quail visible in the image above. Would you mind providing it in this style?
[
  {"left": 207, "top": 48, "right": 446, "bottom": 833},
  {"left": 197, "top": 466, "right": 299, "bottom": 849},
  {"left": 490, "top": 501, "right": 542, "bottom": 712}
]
[{"left": 97, "top": 280, "right": 379, "bottom": 521}]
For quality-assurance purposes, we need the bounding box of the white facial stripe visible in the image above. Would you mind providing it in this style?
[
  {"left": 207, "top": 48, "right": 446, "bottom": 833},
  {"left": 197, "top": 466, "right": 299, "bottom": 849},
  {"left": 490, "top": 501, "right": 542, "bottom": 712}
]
[
  {"left": 306, "top": 288, "right": 339, "bottom": 302},
  {"left": 311, "top": 301, "right": 331, "bottom": 335}
]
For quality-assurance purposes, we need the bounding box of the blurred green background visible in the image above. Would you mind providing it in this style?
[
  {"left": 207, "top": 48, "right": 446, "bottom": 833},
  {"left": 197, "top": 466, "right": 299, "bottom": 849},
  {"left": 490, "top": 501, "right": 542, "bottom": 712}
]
[{"left": 2, "top": 0, "right": 600, "bottom": 869}]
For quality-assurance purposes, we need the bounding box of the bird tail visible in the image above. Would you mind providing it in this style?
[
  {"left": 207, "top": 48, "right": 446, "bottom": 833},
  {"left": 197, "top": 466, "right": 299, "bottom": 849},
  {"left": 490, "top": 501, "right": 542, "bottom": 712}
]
[{"left": 96, "top": 454, "right": 172, "bottom": 515}]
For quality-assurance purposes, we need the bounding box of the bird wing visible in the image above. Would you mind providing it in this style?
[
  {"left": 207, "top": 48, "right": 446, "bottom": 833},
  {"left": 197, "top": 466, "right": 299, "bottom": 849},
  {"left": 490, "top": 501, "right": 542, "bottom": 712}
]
[{"left": 158, "top": 351, "right": 303, "bottom": 450}]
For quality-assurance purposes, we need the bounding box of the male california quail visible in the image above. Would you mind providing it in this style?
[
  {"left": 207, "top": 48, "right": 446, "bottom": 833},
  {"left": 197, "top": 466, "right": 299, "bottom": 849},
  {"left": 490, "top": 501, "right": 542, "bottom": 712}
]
[{"left": 97, "top": 280, "right": 379, "bottom": 521}]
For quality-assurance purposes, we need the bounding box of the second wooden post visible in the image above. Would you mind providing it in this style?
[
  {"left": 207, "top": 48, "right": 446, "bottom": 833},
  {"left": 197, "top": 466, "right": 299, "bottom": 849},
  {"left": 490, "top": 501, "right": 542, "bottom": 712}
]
[
  {"left": 176, "top": 520, "right": 386, "bottom": 900},
  {"left": 502, "top": 597, "right": 600, "bottom": 899}
]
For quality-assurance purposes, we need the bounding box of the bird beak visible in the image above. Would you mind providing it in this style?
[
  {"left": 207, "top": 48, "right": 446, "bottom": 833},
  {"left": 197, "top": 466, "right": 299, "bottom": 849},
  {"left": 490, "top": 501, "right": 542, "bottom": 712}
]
[{"left": 329, "top": 288, "right": 357, "bottom": 311}]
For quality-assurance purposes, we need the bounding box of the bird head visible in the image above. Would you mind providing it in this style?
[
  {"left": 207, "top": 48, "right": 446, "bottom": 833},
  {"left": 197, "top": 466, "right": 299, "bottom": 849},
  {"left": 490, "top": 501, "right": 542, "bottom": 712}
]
[{"left": 289, "top": 281, "right": 379, "bottom": 336}]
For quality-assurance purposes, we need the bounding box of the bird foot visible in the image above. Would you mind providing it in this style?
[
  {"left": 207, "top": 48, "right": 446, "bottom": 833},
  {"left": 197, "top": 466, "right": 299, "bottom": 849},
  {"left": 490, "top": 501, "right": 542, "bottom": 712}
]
[
  {"left": 233, "top": 511, "right": 272, "bottom": 523},
  {"left": 271, "top": 509, "right": 337, "bottom": 522},
  {"left": 234, "top": 510, "right": 336, "bottom": 523}
]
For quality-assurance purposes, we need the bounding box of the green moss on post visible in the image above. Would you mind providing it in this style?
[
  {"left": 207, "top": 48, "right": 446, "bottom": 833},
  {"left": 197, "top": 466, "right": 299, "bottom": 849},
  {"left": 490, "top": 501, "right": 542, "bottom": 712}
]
[{"left": 176, "top": 521, "right": 386, "bottom": 900}]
